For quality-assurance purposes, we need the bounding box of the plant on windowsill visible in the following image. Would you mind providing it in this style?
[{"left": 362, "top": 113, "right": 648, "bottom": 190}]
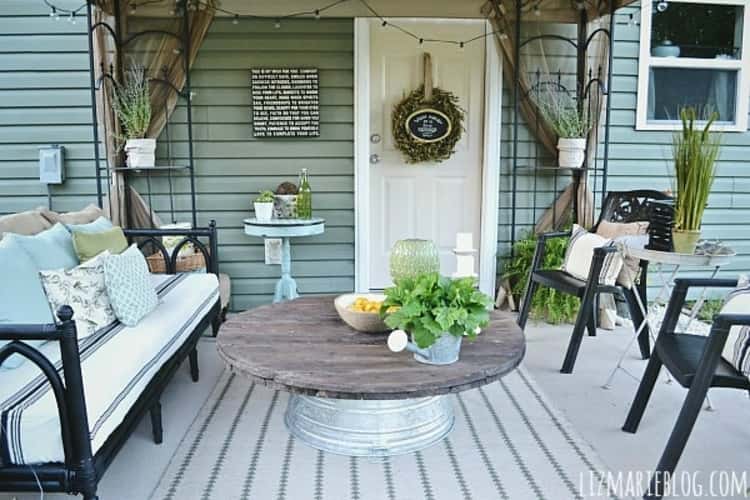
[
  {"left": 532, "top": 87, "right": 591, "bottom": 169},
  {"left": 671, "top": 107, "right": 720, "bottom": 254},
  {"left": 382, "top": 272, "right": 492, "bottom": 365},
  {"left": 254, "top": 190, "right": 275, "bottom": 222},
  {"left": 113, "top": 65, "right": 154, "bottom": 168}
]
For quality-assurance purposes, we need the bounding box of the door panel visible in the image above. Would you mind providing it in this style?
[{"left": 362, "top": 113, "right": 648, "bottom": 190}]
[{"left": 368, "top": 20, "right": 486, "bottom": 289}]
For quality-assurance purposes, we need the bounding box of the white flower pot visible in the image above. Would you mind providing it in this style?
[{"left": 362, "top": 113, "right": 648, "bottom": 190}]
[
  {"left": 557, "top": 137, "right": 586, "bottom": 169},
  {"left": 254, "top": 202, "right": 274, "bottom": 222},
  {"left": 125, "top": 138, "right": 156, "bottom": 168}
]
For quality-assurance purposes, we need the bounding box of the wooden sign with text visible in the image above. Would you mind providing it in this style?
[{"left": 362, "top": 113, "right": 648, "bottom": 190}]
[{"left": 251, "top": 68, "right": 320, "bottom": 138}]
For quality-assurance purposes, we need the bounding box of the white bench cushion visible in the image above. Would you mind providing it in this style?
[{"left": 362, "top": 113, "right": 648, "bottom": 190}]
[{"left": 0, "top": 273, "right": 219, "bottom": 465}]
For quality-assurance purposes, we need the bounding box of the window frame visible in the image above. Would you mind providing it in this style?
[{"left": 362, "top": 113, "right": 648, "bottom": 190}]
[{"left": 636, "top": 0, "right": 750, "bottom": 131}]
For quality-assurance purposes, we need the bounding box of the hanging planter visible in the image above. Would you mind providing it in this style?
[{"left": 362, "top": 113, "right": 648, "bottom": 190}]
[
  {"left": 392, "top": 53, "right": 465, "bottom": 164},
  {"left": 557, "top": 137, "right": 587, "bottom": 169},
  {"left": 114, "top": 65, "right": 155, "bottom": 168}
]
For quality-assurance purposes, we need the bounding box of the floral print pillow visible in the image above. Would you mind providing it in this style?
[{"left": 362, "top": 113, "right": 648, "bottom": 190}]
[{"left": 39, "top": 251, "right": 116, "bottom": 338}]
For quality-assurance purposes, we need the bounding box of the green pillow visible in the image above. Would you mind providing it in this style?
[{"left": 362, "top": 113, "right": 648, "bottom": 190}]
[{"left": 72, "top": 227, "right": 128, "bottom": 262}]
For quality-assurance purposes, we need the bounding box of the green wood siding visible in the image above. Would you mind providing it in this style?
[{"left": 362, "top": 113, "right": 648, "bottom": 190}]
[
  {"left": 136, "top": 18, "right": 355, "bottom": 310},
  {"left": 0, "top": 0, "right": 98, "bottom": 214}
]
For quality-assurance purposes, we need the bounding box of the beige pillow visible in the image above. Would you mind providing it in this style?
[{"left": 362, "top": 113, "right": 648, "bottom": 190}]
[
  {"left": 562, "top": 224, "right": 623, "bottom": 286},
  {"left": 40, "top": 204, "right": 104, "bottom": 226},
  {"left": 0, "top": 209, "right": 52, "bottom": 240},
  {"left": 596, "top": 221, "right": 649, "bottom": 289}
]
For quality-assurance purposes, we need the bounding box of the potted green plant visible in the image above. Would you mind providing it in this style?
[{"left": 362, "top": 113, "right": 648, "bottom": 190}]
[
  {"left": 532, "top": 87, "right": 591, "bottom": 169},
  {"left": 382, "top": 272, "right": 492, "bottom": 365},
  {"left": 671, "top": 107, "right": 720, "bottom": 254},
  {"left": 254, "top": 190, "right": 275, "bottom": 221},
  {"left": 113, "top": 65, "right": 154, "bottom": 168}
]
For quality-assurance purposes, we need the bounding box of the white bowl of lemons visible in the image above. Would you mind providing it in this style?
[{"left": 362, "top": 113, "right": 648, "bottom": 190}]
[{"left": 334, "top": 293, "right": 390, "bottom": 333}]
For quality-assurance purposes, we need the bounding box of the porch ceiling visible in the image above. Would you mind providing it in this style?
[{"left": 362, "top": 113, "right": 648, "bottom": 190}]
[{"left": 133, "top": 0, "right": 638, "bottom": 23}]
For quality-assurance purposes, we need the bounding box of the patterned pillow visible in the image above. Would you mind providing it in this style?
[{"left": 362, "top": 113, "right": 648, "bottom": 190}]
[
  {"left": 720, "top": 277, "right": 750, "bottom": 379},
  {"left": 562, "top": 224, "right": 623, "bottom": 286},
  {"left": 39, "top": 251, "right": 115, "bottom": 339},
  {"left": 104, "top": 245, "right": 158, "bottom": 326}
]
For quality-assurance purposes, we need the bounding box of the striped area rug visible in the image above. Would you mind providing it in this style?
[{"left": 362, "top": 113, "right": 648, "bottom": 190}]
[{"left": 151, "top": 367, "right": 619, "bottom": 500}]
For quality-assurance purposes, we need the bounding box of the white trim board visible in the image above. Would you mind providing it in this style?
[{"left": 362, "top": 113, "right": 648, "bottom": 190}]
[{"left": 353, "top": 18, "right": 502, "bottom": 297}]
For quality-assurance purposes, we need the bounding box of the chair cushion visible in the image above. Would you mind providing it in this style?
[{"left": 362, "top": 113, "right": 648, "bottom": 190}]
[
  {"left": 0, "top": 209, "right": 51, "bottom": 240},
  {"left": 2, "top": 223, "right": 78, "bottom": 271},
  {"left": 104, "top": 245, "right": 159, "bottom": 326},
  {"left": 0, "top": 238, "right": 54, "bottom": 370},
  {"left": 596, "top": 221, "right": 649, "bottom": 289},
  {"left": 720, "top": 279, "right": 750, "bottom": 379},
  {"left": 562, "top": 224, "right": 623, "bottom": 286},
  {"left": 72, "top": 226, "right": 128, "bottom": 263},
  {"left": 40, "top": 204, "right": 104, "bottom": 226},
  {"left": 39, "top": 252, "right": 116, "bottom": 339},
  {"left": 66, "top": 216, "right": 113, "bottom": 234},
  {"left": 0, "top": 273, "right": 220, "bottom": 464}
]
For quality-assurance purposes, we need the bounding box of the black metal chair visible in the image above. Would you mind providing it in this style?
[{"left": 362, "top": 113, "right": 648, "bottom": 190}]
[
  {"left": 517, "top": 189, "right": 672, "bottom": 373},
  {"left": 622, "top": 278, "right": 750, "bottom": 500}
]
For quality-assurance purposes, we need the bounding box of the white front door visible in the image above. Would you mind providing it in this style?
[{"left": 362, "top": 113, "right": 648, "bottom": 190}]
[{"left": 368, "top": 20, "right": 486, "bottom": 290}]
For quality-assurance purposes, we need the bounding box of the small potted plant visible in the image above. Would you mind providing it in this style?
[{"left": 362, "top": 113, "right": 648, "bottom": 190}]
[
  {"left": 254, "top": 190, "right": 275, "bottom": 222},
  {"left": 671, "top": 107, "right": 720, "bottom": 254},
  {"left": 533, "top": 87, "right": 591, "bottom": 169},
  {"left": 114, "top": 65, "right": 154, "bottom": 168},
  {"left": 382, "top": 272, "right": 492, "bottom": 365},
  {"left": 274, "top": 181, "right": 299, "bottom": 219}
]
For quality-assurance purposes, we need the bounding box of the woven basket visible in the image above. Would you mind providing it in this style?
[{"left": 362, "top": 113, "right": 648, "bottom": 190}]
[{"left": 146, "top": 250, "right": 207, "bottom": 274}]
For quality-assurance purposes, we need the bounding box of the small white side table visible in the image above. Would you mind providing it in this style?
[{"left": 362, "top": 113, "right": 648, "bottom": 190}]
[{"left": 243, "top": 218, "right": 325, "bottom": 303}]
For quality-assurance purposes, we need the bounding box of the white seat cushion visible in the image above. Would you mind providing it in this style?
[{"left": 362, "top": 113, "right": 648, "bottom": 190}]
[
  {"left": 0, "top": 273, "right": 219, "bottom": 465},
  {"left": 562, "top": 224, "right": 623, "bottom": 286},
  {"left": 721, "top": 281, "right": 750, "bottom": 379}
]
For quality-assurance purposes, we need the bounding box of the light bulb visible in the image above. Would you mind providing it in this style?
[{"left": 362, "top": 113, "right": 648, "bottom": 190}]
[
  {"left": 49, "top": 7, "right": 56, "bottom": 17},
  {"left": 499, "top": 31, "right": 508, "bottom": 40},
  {"left": 274, "top": 19, "right": 281, "bottom": 29},
  {"left": 129, "top": 3, "right": 136, "bottom": 15},
  {"left": 69, "top": 12, "right": 76, "bottom": 23},
  {"left": 656, "top": 1, "right": 668, "bottom": 12},
  {"left": 232, "top": 15, "right": 239, "bottom": 25},
  {"left": 314, "top": 9, "right": 320, "bottom": 20},
  {"left": 533, "top": 5, "right": 541, "bottom": 16}
]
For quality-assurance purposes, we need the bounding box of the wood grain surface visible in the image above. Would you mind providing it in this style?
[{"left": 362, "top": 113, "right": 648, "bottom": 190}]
[{"left": 217, "top": 296, "right": 526, "bottom": 400}]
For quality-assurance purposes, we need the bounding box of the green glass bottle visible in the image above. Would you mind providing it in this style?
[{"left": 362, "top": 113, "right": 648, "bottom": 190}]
[{"left": 297, "top": 168, "right": 312, "bottom": 219}]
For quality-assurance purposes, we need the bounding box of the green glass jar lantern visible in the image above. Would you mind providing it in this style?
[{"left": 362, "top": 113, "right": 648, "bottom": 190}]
[{"left": 389, "top": 239, "right": 440, "bottom": 282}]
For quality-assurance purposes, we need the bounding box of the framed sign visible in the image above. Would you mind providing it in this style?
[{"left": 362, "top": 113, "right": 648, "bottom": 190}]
[
  {"left": 250, "top": 68, "right": 320, "bottom": 138},
  {"left": 404, "top": 109, "right": 452, "bottom": 143}
]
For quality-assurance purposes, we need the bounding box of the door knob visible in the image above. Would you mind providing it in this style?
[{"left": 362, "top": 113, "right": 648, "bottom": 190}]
[{"left": 369, "top": 153, "right": 381, "bottom": 164}]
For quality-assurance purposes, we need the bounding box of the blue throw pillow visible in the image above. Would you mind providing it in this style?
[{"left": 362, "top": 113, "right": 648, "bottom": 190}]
[
  {"left": 4, "top": 223, "right": 78, "bottom": 270},
  {"left": 104, "top": 245, "right": 159, "bottom": 326},
  {"left": 66, "top": 216, "right": 113, "bottom": 234},
  {"left": 0, "top": 238, "right": 55, "bottom": 369}
]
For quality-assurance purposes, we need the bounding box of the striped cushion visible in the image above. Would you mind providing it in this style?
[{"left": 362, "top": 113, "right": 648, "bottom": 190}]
[
  {"left": 0, "top": 273, "right": 219, "bottom": 465},
  {"left": 562, "top": 225, "right": 623, "bottom": 286},
  {"left": 721, "top": 280, "right": 750, "bottom": 379}
]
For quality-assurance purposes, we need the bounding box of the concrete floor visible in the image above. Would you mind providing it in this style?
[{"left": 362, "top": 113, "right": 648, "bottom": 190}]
[{"left": 3, "top": 322, "right": 749, "bottom": 500}]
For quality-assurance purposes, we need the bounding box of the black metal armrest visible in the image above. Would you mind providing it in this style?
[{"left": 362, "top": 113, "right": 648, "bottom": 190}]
[
  {"left": 0, "top": 323, "right": 61, "bottom": 341},
  {"left": 673, "top": 278, "right": 740, "bottom": 289},
  {"left": 659, "top": 278, "right": 741, "bottom": 336},
  {"left": 538, "top": 230, "right": 571, "bottom": 241},
  {"left": 713, "top": 313, "right": 750, "bottom": 330}
]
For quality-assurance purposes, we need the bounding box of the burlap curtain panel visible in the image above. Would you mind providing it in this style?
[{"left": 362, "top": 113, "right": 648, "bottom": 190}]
[{"left": 90, "top": 1, "right": 215, "bottom": 226}]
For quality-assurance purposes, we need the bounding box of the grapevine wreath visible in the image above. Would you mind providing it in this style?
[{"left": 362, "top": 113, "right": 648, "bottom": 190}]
[{"left": 391, "top": 84, "right": 465, "bottom": 164}]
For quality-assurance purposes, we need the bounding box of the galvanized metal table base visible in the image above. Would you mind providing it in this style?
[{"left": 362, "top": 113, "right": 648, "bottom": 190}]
[{"left": 285, "top": 394, "right": 454, "bottom": 457}]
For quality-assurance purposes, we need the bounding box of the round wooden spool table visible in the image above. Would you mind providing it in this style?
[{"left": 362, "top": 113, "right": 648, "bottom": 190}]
[{"left": 217, "top": 296, "right": 525, "bottom": 457}]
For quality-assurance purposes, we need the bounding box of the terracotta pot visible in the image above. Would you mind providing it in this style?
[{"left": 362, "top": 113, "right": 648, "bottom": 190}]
[
  {"left": 672, "top": 229, "right": 701, "bottom": 255},
  {"left": 557, "top": 138, "right": 586, "bottom": 169}
]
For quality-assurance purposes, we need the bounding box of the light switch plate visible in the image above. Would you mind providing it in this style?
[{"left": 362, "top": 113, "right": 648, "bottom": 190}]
[{"left": 264, "top": 238, "right": 282, "bottom": 265}]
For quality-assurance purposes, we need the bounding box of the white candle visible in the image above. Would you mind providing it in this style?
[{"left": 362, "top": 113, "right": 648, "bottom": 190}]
[{"left": 456, "top": 232, "right": 473, "bottom": 251}]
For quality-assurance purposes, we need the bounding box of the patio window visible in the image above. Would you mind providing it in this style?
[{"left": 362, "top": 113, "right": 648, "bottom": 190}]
[{"left": 636, "top": 0, "right": 750, "bottom": 131}]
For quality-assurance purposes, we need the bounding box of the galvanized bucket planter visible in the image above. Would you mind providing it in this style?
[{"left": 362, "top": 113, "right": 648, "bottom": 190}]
[{"left": 388, "top": 330, "right": 462, "bottom": 365}]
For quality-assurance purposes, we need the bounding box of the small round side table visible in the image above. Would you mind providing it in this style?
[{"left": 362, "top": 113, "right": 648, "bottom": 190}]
[{"left": 243, "top": 217, "right": 325, "bottom": 302}]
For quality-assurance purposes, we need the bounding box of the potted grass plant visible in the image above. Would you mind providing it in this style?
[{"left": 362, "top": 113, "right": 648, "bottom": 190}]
[
  {"left": 533, "top": 87, "right": 591, "bottom": 169},
  {"left": 382, "top": 272, "right": 491, "bottom": 365},
  {"left": 114, "top": 65, "right": 154, "bottom": 168},
  {"left": 254, "top": 190, "right": 275, "bottom": 221},
  {"left": 671, "top": 107, "right": 720, "bottom": 254}
]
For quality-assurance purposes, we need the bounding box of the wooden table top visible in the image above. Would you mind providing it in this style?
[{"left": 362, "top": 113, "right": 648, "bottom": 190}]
[{"left": 217, "top": 296, "right": 526, "bottom": 400}]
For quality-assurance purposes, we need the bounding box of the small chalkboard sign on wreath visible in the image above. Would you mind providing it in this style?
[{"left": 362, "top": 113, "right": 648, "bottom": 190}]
[{"left": 392, "top": 53, "right": 465, "bottom": 164}]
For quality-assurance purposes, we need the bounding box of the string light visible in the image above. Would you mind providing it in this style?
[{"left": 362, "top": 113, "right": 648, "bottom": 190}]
[
  {"left": 42, "top": 0, "right": 516, "bottom": 50},
  {"left": 533, "top": 4, "right": 541, "bottom": 16}
]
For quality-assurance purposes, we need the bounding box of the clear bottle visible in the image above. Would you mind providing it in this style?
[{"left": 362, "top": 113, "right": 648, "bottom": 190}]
[{"left": 297, "top": 168, "right": 312, "bottom": 219}]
